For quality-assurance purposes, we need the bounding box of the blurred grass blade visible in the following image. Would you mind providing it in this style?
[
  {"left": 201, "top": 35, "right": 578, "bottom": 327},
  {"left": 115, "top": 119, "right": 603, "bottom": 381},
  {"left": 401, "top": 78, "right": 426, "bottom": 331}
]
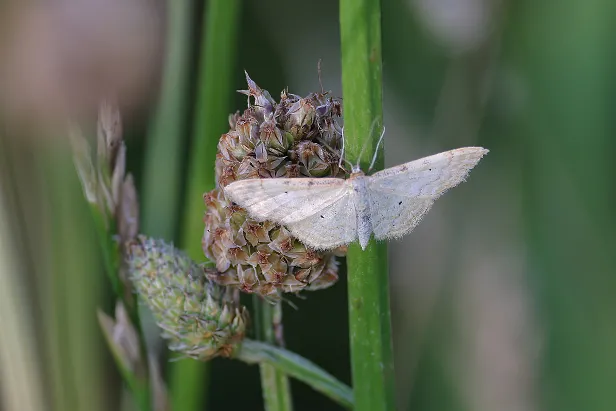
[
  {"left": 172, "top": 1, "right": 241, "bottom": 410},
  {"left": 0, "top": 175, "right": 47, "bottom": 411},
  {"left": 46, "top": 144, "right": 109, "bottom": 411},
  {"left": 180, "top": 0, "right": 241, "bottom": 258},
  {"left": 139, "top": 4, "right": 195, "bottom": 406},
  {"left": 141, "top": 0, "right": 195, "bottom": 240},
  {"left": 339, "top": 0, "right": 396, "bottom": 410},
  {"left": 505, "top": 1, "right": 616, "bottom": 410},
  {"left": 237, "top": 339, "right": 354, "bottom": 410}
]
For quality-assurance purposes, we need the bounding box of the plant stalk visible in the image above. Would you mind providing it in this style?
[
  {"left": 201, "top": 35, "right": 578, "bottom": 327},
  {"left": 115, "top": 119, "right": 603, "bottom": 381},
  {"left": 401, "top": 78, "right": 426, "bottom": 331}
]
[
  {"left": 141, "top": 2, "right": 195, "bottom": 408},
  {"left": 180, "top": 0, "right": 241, "bottom": 259},
  {"left": 254, "top": 299, "right": 294, "bottom": 411},
  {"left": 340, "top": 0, "right": 396, "bottom": 409},
  {"left": 172, "top": 1, "right": 242, "bottom": 410},
  {"left": 141, "top": 0, "right": 194, "bottom": 240}
]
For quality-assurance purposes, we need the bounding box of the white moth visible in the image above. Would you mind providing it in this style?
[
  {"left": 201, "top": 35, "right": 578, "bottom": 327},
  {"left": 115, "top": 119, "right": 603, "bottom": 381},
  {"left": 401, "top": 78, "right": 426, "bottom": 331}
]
[{"left": 224, "top": 146, "right": 488, "bottom": 250}]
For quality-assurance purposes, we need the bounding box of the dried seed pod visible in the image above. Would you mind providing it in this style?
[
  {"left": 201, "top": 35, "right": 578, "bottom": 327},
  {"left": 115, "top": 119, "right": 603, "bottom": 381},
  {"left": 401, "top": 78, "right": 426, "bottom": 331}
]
[{"left": 204, "top": 74, "right": 346, "bottom": 300}]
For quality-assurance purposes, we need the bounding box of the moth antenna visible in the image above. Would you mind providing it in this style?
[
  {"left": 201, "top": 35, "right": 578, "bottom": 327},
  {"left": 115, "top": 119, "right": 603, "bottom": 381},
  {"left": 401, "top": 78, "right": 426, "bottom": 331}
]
[
  {"left": 339, "top": 126, "right": 356, "bottom": 172},
  {"left": 368, "top": 126, "right": 386, "bottom": 172},
  {"left": 355, "top": 118, "right": 380, "bottom": 172},
  {"left": 316, "top": 133, "right": 353, "bottom": 173}
]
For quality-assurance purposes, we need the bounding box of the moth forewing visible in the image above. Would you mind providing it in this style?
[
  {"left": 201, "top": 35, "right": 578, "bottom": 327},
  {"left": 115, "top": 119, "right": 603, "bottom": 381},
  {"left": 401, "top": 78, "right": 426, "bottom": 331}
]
[
  {"left": 367, "top": 147, "right": 488, "bottom": 198},
  {"left": 284, "top": 187, "right": 358, "bottom": 250},
  {"left": 223, "top": 177, "right": 348, "bottom": 224},
  {"left": 223, "top": 146, "right": 489, "bottom": 250}
]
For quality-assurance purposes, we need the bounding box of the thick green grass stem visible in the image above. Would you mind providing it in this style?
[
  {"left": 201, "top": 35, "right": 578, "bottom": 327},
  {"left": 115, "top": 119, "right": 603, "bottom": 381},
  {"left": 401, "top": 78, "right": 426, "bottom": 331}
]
[
  {"left": 237, "top": 339, "right": 354, "bottom": 410},
  {"left": 254, "top": 300, "right": 293, "bottom": 411},
  {"left": 339, "top": 0, "right": 396, "bottom": 410},
  {"left": 171, "top": 1, "right": 241, "bottom": 410}
]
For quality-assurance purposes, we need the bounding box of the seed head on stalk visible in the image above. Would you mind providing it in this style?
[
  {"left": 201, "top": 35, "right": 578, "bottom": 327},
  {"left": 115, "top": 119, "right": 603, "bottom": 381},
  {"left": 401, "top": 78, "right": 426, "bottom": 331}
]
[
  {"left": 129, "top": 236, "right": 249, "bottom": 360},
  {"left": 203, "top": 73, "right": 347, "bottom": 300}
]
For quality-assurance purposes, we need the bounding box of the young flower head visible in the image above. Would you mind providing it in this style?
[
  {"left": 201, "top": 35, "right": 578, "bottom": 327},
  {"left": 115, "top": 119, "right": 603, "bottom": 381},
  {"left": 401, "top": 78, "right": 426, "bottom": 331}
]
[{"left": 128, "top": 236, "right": 248, "bottom": 360}]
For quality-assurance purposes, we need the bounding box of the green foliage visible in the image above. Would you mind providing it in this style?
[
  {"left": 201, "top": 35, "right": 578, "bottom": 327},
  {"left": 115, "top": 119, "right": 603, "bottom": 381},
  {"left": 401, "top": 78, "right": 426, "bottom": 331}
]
[{"left": 3, "top": 0, "right": 616, "bottom": 410}]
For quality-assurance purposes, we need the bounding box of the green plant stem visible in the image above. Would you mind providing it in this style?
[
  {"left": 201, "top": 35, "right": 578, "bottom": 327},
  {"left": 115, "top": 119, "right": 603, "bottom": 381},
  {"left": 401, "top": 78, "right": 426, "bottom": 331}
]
[
  {"left": 71, "top": 133, "right": 151, "bottom": 409},
  {"left": 340, "top": 0, "right": 396, "bottom": 410},
  {"left": 141, "top": 0, "right": 193, "bottom": 241},
  {"left": 236, "top": 339, "right": 354, "bottom": 410},
  {"left": 89, "top": 204, "right": 151, "bottom": 411},
  {"left": 91, "top": 208, "right": 122, "bottom": 297},
  {"left": 140, "top": 2, "right": 195, "bottom": 408},
  {"left": 98, "top": 310, "right": 150, "bottom": 411},
  {"left": 180, "top": 0, "right": 241, "bottom": 259},
  {"left": 254, "top": 299, "right": 293, "bottom": 411},
  {"left": 172, "top": 1, "right": 241, "bottom": 410}
]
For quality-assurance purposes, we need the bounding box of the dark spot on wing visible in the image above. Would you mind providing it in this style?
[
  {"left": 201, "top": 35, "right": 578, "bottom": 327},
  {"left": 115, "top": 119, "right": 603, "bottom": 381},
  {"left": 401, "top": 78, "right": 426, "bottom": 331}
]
[
  {"left": 320, "top": 215, "right": 324, "bottom": 218},
  {"left": 398, "top": 201, "right": 402, "bottom": 205},
  {"left": 284, "top": 191, "right": 288, "bottom": 194},
  {"left": 401, "top": 165, "right": 408, "bottom": 171}
]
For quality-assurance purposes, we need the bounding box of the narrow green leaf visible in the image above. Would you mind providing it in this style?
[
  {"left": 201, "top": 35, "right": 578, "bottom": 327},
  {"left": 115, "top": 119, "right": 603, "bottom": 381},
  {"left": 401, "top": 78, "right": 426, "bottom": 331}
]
[{"left": 237, "top": 339, "right": 354, "bottom": 410}]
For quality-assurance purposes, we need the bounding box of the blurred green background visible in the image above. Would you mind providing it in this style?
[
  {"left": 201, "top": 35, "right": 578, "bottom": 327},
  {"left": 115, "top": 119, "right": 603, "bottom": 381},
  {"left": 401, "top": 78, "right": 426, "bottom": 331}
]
[{"left": 1, "top": 0, "right": 615, "bottom": 410}]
